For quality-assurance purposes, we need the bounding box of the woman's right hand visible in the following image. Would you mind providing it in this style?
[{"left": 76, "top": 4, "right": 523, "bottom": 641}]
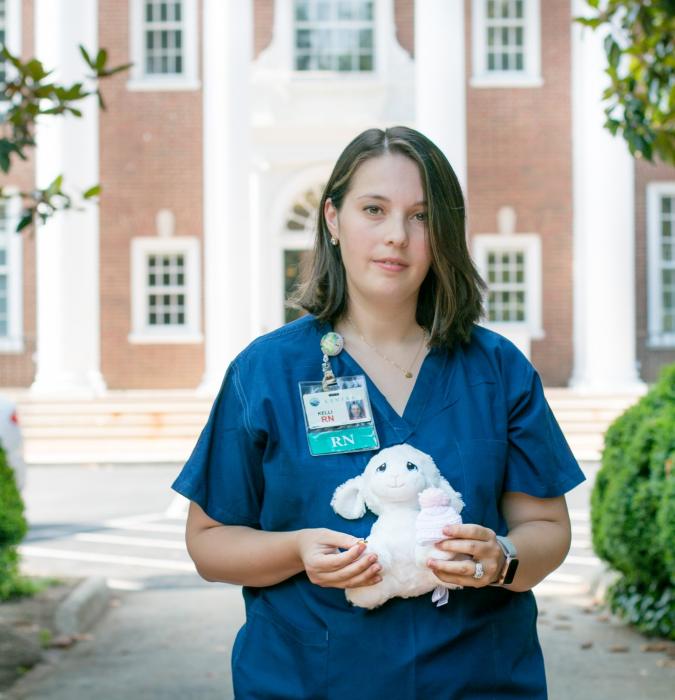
[{"left": 296, "top": 528, "right": 382, "bottom": 589}]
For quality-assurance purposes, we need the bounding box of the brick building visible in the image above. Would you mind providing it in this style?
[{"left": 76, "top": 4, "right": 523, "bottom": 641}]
[{"left": 0, "top": 0, "right": 672, "bottom": 396}]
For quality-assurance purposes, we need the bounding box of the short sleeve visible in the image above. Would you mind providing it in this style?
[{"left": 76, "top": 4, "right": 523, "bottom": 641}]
[
  {"left": 504, "top": 362, "right": 586, "bottom": 498},
  {"left": 171, "top": 360, "right": 266, "bottom": 526}
]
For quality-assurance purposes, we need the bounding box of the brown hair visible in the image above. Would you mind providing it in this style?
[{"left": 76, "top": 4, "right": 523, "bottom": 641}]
[{"left": 290, "top": 126, "right": 486, "bottom": 350}]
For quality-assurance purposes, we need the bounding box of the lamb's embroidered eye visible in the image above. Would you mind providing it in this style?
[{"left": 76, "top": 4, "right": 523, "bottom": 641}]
[
  {"left": 406, "top": 461, "right": 418, "bottom": 471},
  {"left": 376, "top": 463, "right": 387, "bottom": 472}
]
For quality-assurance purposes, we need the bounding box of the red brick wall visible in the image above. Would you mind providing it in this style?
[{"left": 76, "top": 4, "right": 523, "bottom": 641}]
[
  {"left": 394, "top": 0, "right": 414, "bottom": 57},
  {"left": 254, "top": 0, "right": 274, "bottom": 58},
  {"left": 635, "top": 157, "right": 675, "bottom": 384},
  {"left": 0, "top": 0, "right": 36, "bottom": 388},
  {"left": 465, "top": 0, "right": 574, "bottom": 386},
  {"left": 98, "top": 0, "right": 204, "bottom": 388}
]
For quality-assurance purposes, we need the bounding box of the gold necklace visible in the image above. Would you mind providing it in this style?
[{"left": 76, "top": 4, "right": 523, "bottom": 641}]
[{"left": 346, "top": 316, "right": 428, "bottom": 379}]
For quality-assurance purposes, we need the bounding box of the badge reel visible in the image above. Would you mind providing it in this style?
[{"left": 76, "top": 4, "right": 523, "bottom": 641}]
[{"left": 298, "top": 331, "right": 380, "bottom": 457}]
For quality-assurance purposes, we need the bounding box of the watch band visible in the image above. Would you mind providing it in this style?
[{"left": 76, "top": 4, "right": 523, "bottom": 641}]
[{"left": 489, "top": 535, "right": 519, "bottom": 586}]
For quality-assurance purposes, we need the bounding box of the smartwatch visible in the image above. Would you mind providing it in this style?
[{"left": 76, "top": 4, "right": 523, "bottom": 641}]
[{"left": 490, "top": 535, "right": 519, "bottom": 586}]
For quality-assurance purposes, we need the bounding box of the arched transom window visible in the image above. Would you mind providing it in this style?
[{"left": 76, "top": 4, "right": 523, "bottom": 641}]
[{"left": 282, "top": 183, "right": 325, "bottom": 323}]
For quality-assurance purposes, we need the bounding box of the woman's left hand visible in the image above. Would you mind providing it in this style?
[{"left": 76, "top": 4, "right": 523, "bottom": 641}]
[{"left": 427, "top": 523, "right": 505, "bottom": 588}]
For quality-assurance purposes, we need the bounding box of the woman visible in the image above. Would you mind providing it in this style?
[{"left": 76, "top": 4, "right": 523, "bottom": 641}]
[{"left": 172, "top": 126, "right": 585, "bottom": 699}]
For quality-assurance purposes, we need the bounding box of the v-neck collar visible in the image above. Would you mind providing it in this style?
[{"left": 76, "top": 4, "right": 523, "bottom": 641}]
[{"left": 315, "top": 317, "right": 449, "bottom": 443}]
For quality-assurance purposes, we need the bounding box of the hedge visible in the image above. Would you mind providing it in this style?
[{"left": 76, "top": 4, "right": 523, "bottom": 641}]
[
  {"left": 0, "top": 445, "right": 34, "bottom": 600},
  {"left": 591, "top": 362, "right": 675, "bottom": 639}
]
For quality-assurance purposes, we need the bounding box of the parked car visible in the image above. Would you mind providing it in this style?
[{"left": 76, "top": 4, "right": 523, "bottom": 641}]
[{"left": 0, "top": 396, "right": 26, "bottom": 491}]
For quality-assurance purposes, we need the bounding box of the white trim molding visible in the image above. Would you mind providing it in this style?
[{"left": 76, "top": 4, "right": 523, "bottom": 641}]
[
  {"left": 470, "top": 0, "right": 543, "bottom": 88},
  {"left": 255, "top": 0, "right": 412, "bottom": 83},
  {"left": 646, "top": 182, "right": 675, "bottom": 348},
  {"left": 293, "top": 0, "right": 376, "bottom": 73},
  {"left": 473, "top": 232, "right": 544, "bottom": 345},
  {"left": 127, "top": 0, "right": 200, "bottom": 92},
  {"left": 0, "top": 190, "right": 24, "bottom": 353},
  {"left": 129, "top": 236, "right": 203, "bottom": 344}
]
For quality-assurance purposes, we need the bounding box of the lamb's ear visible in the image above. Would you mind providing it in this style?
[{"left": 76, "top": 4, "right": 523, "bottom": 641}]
[
  {"left": 331, "top": 476, "right": 366, "bottom": 519},
  {"left": 437, "top": 477, "right": 465, "bottom": 514}
]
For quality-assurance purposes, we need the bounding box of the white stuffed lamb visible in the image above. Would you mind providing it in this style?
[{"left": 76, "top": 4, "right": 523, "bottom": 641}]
[{"left": 330, "top": 443, "right": 466, "bottom": 609}]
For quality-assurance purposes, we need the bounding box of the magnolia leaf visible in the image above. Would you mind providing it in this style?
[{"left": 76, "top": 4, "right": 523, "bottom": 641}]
[
  {"left": 17, "top": 213, "right": 33, "bottom": 232},
  {"left": 79, "top": 44, "right": 94, "bottom": 68},
  {"left": 95, "top": 48, "right": 108, "bottom": 71}
]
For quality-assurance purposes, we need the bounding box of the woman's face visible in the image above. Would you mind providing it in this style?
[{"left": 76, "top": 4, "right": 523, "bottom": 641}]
[{"left": 324, "top": 152, "right": 432, "bottom": 309}]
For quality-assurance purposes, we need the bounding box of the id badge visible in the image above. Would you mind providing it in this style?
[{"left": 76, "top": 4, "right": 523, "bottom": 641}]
[{"left": 299, "top": 375, "right": 380, "bottom": 456}]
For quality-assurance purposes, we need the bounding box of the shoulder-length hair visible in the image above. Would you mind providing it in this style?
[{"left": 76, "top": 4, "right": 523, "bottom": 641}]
[{"left": 290, "top": 126, "right": 487, "bottom": 350}]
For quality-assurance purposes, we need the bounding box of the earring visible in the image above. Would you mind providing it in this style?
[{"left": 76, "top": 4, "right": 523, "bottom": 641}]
[{"left": 330, "top": 237, "right": 339, "bottom": 246}]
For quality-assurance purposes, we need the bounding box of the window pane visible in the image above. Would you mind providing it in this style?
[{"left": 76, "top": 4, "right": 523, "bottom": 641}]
[
  {"left": 337, "top": 0, "right": 353, "bottom": 20},
  {"left": 295, "top": 0, "right": 309, "bottom": 21},
  {"left": 661, "top": 196, "right": 672, "bottom": 214},
  {"left": 360, "top": 1, "right": 374, "bottom": 20},
  {"left": 317, "top": 0, "right": 330, "bottom": 21},
  {"left": 338, "top": 54, "right": 352, "bottom": 71},
  {"left": 294, "top": 1, "right": 374, "bottom": 73},
  {"left": 359, "top": 29, "right": 372, "bottom": 49},
  {"left": 296, "top": 54, "right": 311, "bottom": 70},
  {"left": 358, "top": 54, "right": 373, "bottom": 71}
]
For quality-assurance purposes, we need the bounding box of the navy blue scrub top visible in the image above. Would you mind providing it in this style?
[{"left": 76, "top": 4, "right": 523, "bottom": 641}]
[{"left": 171, "top": 314, "right": 586, "bottom": 700}]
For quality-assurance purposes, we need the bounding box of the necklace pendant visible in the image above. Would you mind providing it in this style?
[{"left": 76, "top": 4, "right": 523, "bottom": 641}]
[{"left": 404, "top": 371, "right": 413, "bottom": 379}]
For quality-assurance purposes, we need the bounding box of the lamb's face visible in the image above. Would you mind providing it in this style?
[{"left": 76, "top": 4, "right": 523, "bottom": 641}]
[{"left": 365, "top": 446, "right": 428, "bottom": 506}]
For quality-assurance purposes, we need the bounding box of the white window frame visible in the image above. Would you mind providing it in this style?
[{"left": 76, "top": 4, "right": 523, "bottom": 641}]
[
  {"left": 129, "top": 236, "right": 202, "bottom": 343},
  {"left": 0, "top": 189, "right": 24, "bottom": 353},
  {"left": 127, "top": 0, "right": 200, "bottom": 92},
  {"left": 470, "top": 0, "right": 543, "bottom": 88},
  {"left": 292, "top": 0, "right": 376, "bottom": 75},
  {"left": 0, "top": 0, "right": 22, "bottom": 113},
  {"left": 646, "top": 182, "right": 675, "bottom": 348},
  {"left": 472, "top": 233, "right": 544, "bottom": 339},
  {"left": 280, "top": 0, "right": 388, "bottom": 81}
]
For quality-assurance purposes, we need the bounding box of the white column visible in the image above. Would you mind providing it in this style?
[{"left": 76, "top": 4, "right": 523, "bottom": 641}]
[
  {"left": 31, "top": 0, "right": 105, "bottom": 395},
  {"left": 414, "top": 0, "right": 467, "bottom": 195},
  {"left": 198, "top": 0, "right": 254, "bottom": 394},
  {"left": 569, "top": 0, "right": 645, "bottom": 393}
]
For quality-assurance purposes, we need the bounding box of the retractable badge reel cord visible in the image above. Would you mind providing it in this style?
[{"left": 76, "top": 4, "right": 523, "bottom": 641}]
[{"left": 297, "top": 331, "right": 380, "bottom": 456}]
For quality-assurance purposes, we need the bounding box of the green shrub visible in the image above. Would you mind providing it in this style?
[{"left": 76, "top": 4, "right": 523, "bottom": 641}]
[
  {"left": 591, "top": 363, "right": 675, "bottom": 639},
  {"left": 0, "top": 446, "right": 36, "bottom": 600}
]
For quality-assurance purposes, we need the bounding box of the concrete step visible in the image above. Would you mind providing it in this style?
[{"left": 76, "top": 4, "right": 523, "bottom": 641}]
[{"left": 8, "top": 388, "right": 642, "bottom": 465}]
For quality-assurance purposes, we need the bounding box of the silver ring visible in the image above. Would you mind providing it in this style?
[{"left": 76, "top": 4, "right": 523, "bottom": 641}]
[{"left": 473, "top": 561, "right": 485, "bottom": 580}]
